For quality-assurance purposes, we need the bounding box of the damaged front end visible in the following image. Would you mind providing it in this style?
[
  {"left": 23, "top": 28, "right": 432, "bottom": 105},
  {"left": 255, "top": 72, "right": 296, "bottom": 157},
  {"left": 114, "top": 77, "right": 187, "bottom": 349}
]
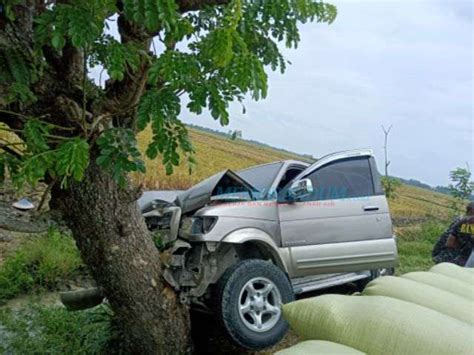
[{"left": 138, "top": 170, "right": 257, "bottom": 306}]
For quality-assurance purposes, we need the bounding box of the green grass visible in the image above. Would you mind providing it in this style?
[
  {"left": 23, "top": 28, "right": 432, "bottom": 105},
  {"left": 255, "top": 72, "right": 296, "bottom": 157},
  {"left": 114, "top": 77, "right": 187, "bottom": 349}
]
[
  {"left": 0, "top": 229, "right": 83, "bottom": 302},
  {"left": 395, "top": 221, "right": 447, "bottom": 275},
  {"left": 0, "top": 305, "right": 112, "bottom": 354}
]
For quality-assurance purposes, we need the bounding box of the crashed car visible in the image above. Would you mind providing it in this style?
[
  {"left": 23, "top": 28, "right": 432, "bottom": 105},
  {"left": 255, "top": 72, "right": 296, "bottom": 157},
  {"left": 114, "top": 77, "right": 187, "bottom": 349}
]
[{"left": 139, "top": 149, "right": 398, "bottom": 349}]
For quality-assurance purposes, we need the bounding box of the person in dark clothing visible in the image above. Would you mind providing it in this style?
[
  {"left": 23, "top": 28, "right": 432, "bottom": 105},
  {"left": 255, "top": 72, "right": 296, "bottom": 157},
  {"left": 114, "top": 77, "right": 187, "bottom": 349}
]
[{"left": 432, "top": 202, "right": 474, "bottom": 266}]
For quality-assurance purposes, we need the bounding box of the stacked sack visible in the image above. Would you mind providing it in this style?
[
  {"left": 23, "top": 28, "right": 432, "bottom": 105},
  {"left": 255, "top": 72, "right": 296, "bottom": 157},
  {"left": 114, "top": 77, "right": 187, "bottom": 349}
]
[{"left": 277, "top": 263, "right": 474, "bottom": 355}]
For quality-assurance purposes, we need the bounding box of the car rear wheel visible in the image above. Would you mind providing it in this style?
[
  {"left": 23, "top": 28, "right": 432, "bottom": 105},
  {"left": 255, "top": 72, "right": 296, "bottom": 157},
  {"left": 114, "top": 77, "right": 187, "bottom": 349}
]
[{"left": 216, "top": 259, "right": 294, "bottom": 350}]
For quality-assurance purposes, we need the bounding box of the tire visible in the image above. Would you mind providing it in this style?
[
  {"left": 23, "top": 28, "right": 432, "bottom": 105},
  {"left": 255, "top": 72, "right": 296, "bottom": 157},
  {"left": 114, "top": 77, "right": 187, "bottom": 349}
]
[
  {"left": 357, "top": 267, "right": 395, "bottom": 291},
  {"left": 216, "top": 259, "right": 294, "bottom": 350}
]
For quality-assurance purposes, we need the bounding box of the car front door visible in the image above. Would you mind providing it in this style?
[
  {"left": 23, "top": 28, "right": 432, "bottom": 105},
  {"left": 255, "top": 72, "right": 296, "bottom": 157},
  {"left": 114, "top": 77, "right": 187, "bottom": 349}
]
[{"left": 278, "top": 153, "right": 396, "bottom": 277}]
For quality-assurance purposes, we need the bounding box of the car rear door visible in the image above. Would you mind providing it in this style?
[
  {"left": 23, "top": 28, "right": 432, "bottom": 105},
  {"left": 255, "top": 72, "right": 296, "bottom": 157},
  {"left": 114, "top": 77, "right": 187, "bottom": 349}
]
[{"left": 278, "top": 151, "right": 397, "bottom": 277}]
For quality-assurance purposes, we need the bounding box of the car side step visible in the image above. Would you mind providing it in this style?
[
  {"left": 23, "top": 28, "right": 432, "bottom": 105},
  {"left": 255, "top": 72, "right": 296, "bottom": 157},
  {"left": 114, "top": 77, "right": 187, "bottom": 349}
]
[{"left": 291, "top": 271, "right": 370, "bottom": 294}]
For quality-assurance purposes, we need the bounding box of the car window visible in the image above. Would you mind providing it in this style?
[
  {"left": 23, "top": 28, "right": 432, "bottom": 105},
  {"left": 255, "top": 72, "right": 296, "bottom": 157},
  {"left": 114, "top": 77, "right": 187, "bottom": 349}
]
[
  {"left": 277, "top": 167, "right": 305, "bottom": 191},
  {"left": 237, "top": 162, "right": 283, "bottom": 197},
  {"left": 301, "top": 157, "right": 374, "bottom": 201}
]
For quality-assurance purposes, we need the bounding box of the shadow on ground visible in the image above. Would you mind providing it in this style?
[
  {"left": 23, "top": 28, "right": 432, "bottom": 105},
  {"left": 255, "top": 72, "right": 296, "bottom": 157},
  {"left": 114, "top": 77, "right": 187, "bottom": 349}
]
[{"left": 191, "top": 283, "right": 358, "bottom": 355}]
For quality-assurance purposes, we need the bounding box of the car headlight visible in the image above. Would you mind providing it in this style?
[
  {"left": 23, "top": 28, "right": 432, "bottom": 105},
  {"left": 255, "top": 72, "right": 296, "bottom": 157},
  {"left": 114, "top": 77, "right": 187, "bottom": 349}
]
[{"left": 191, "top": 216, "right": 218, "bottom": 234}]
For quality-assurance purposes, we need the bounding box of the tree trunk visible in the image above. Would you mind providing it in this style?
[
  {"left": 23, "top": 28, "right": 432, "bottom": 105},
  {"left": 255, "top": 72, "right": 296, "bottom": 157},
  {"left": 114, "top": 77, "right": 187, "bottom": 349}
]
[{"left": 51, "top": 156, "right": 191, "bottom": 354}]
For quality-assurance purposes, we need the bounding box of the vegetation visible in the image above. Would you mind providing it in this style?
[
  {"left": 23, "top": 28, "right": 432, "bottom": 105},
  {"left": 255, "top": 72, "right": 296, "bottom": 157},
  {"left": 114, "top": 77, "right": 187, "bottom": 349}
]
[
  {"left": 448, "top": 166, "right": 474, "bottom": 214},
  {"left": 0, "top": 305, "right": 112, "bottom": 354},
  {"left": 389, "top": 184, "right": 454, "bottom": 222},
  {"left": 134, "top": 126, "right": 313, "bottom": 189},
  {"left": 395, "top": 221, "right": 446, "bottom": 275},
  {"left": 381, "top": 176, "right": 401, "bottom": 200},
  {"left": 0, "top": 229, "right": 82, "bottom": 302}
]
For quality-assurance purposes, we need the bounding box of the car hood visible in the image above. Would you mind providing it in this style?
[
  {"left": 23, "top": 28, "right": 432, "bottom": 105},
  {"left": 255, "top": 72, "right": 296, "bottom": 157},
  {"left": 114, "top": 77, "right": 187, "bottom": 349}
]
[
  {"left": 139, "top": 170, "right": 257, "bottom": 214},
  {"left": 176, "top": 170, "right": 257, "bottom": 213}
]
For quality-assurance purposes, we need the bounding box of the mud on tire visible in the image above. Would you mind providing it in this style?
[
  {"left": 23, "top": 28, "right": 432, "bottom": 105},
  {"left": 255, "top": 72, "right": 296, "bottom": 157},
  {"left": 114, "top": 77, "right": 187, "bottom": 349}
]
[{"left": 216, "top": 259, "right": 294, "bottom": 350}]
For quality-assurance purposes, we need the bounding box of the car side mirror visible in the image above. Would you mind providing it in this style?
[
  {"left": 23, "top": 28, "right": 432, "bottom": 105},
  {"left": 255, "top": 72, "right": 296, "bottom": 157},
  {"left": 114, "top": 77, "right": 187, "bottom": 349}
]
[{"left": 288, "top": 178, "right": 313, "bottom": 200}]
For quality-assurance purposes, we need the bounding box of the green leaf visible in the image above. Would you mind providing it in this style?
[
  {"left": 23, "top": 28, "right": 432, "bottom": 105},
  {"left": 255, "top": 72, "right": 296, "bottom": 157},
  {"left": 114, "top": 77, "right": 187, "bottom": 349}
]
[
  {"left": 51, "top": 34, "right": 65, "bottom": 50},
  {"left": 92, "top": 36, "right": 142, "bottom": 82},
  {"left": 23, "top": 120, "right": 51, "bottom": 153},
  {"left": 55, "top": 139, "right": 90, "bottom": 186},
  {"left": 16, "top": 151, "right": 55, "bottom": 187},
  {"left": 5, "top": 83, "right": 37, "bottom": 104},
  {"left": 96, "top": 128, "right": 145, "bottom": 187}
]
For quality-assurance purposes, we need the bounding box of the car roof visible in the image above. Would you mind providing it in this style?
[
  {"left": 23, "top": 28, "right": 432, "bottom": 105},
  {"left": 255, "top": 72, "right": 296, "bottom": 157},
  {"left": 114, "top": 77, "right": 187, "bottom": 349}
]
[
  {"left": 238, "top": 159, "right": 310, "bottom": 173},
  {"left": 238, "top": 149, "right": 373, "bottom": 174}
]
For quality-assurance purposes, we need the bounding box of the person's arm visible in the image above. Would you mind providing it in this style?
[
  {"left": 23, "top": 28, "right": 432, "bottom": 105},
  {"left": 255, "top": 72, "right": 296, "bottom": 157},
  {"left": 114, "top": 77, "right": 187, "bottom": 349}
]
[
  {"left": 446, "top": 234, "right": 459, "bottom": 248},
  {"left": 445, "top": 217, "right": 462, "bottom": 249}
]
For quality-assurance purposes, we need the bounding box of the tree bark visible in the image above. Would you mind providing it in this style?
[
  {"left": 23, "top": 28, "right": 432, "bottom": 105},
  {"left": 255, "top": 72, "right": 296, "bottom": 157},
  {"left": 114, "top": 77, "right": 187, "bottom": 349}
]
[{"left": 50, "top": 155, "right": 191, "bottom": 354}]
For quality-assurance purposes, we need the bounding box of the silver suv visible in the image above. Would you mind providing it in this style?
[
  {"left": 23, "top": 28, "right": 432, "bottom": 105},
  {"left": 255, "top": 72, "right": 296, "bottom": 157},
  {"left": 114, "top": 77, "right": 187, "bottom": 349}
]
[{"left": 139, "top": 149, "right": 398, "bottom": 349}]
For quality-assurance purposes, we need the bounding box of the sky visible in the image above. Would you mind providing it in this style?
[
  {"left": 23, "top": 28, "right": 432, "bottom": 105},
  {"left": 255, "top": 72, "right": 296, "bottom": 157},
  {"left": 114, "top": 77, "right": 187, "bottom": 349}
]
[
  {"left": 93, "top": 0, "right": 473, "bottom": 187},
  {"left": 179, "top": 0, "right": 473, "bottom": 187}
]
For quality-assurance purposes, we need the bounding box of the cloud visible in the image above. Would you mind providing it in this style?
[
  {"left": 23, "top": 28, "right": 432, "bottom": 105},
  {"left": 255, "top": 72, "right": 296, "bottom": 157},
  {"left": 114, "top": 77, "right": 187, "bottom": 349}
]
[{"left": 181, "top": 0, "right": 473, "bottom": 186}]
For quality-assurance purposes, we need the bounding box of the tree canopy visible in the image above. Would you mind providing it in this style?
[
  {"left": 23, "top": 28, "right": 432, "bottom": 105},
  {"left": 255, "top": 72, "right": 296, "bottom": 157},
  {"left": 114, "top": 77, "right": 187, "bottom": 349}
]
[{"left": 0, "top": 0, "right": 336, "bottom": 189}]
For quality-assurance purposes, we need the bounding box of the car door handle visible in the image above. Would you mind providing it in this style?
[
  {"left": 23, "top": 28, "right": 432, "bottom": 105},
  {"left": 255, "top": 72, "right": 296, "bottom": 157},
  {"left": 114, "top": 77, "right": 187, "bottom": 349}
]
[{"left": 363, "top": 206, "right": 379, "bottom": 211}]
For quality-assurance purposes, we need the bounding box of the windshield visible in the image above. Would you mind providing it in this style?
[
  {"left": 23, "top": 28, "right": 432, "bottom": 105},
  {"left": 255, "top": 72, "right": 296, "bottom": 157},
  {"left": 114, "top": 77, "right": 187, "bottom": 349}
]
[{"left": 237, "top": 162, "right": 283, "bottom": 198}]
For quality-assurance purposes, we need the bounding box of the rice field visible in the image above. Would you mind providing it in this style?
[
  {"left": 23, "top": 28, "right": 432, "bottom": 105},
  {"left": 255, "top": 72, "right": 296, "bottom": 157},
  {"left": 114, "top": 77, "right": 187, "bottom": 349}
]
[
  {"left": 133, "top": 126, "right": 313, "bottom": 189},
  {"left": 134, "top": 125, "right": 455, "bottom": 223}
]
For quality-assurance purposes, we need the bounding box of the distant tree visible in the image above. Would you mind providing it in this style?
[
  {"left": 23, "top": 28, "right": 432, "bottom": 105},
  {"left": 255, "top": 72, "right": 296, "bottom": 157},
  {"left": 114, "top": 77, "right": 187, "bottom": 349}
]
[
  {"left": 381, "top": 125, "right": 399, "bottom": 199},
  {"left": 449, "top": 165, "right": 474, "bottom": 214},
  {"left": 229, "top": 129, "right": 241, "bottom": 140}
]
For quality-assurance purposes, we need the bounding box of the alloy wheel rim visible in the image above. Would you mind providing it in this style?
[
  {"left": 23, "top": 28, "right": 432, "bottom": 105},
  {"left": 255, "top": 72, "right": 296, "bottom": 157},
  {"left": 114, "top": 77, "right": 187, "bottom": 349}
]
[{"left": 238, "top": 277, "right": 282, "bottom": 333}]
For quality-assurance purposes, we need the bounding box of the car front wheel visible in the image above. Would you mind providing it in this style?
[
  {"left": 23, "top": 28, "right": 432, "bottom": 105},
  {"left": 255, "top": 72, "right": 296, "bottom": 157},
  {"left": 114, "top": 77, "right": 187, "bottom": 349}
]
[{"left": 216, "top": 259, "right": 294, "bottom": 350}]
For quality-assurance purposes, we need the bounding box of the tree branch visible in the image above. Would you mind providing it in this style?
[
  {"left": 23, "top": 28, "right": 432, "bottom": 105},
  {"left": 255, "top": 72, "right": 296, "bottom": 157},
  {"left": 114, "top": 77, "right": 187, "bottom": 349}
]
[
  {"left": 0, "top": 109, "right": 77, "bottom": 131},
  {"left": 101, "top": 14, "right": 151, "bottom": 125},
  {"left": 100, "top": 0, "right": 230, "bottom": 124}
]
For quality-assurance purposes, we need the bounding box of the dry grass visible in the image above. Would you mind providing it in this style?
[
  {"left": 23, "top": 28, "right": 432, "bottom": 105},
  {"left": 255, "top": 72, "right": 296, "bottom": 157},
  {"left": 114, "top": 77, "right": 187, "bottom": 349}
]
[
  {"left": 389, "top": 184, "right": 453, "bottom": 221},
  {"left": 133, "top": 126, "right": 311, "bottom": 190}
]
